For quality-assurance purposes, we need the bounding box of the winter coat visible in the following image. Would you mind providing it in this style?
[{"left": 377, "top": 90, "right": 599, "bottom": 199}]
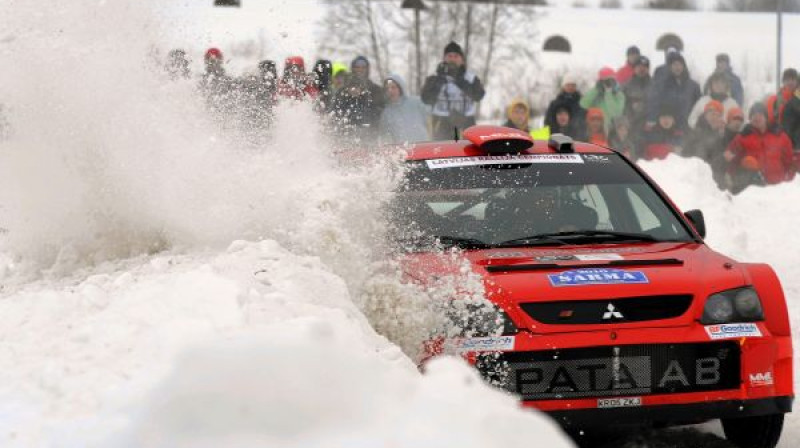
[
  {"left": 646, "top": 72, "right": 702, "bottom": 129},
  {"left": 502, "top": 98, "right": 531, "bottom": 133},
  {"left": 277, "top": 77, "right": 318, "bottom": 101},
  {"left": 687, "top": 94, "right": 740, "bottom": 129},
  {"left": 616, "top": 63, "right": 635, "bottom": 85},
  {"left": 623, "top": 75, "right": 651, "bottom": 113},
  {"left": 643, "top": 125, "right": 684, "bottom": 160},
  {"left": 332, "top": 76, "right": 386, "bottom": 133},
  {"left": 545, "top": 91, "right": 585, "bottom": 131},
  {"left": 780, "top": 91, "right": 800, "bottom": 149},
  {"left": 609, "top": 131, "right": 639, "bottom": 160},
  {"left": 550, "top": 121, "right": 584, "bottom": 141},
  {"left": 766, "top": 87, "right": 795, "bottom": 126},
  {"left": 421, "top": 65, "right": 485, "bottom": 140},
  {"left": 379, "top": 74, "right": 430, "bottom": 144},
  {"left": 580, "top": 85, "right": 625, "bottom": 130},
  {"left": 685, "top": 117, "right": 724, "bottom": 161},
  {"left": 703, "top": 69, "right": 744, "bottom": 106},
  {"left": 726, "top": 124, "right": 795, "bottom": 184}
]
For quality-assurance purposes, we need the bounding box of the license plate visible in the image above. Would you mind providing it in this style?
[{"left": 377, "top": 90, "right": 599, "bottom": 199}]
[
  {"left": 598, "top": 397, "right": 642, "bottom": 408},
  {"left": 478, "top": 343, "right": 741, "bottom": 401}
]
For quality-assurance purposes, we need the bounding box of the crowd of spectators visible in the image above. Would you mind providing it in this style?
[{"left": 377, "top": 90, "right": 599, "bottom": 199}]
[
  {"left": 161, "top": 42, "right": 799, "bottom": 194},
  {"left": 517, "top": 46, "right": 800, "bottom": 193}
]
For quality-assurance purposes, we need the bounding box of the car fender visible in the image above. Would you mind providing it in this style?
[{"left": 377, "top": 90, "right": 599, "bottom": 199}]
[{"left": 741, "top": 263, "right": 791, "bottom": 337}]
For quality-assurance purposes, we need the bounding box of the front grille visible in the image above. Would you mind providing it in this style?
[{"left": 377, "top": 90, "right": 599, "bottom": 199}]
[
  {"left": 476, "top": 342, "right": 740, "bottom": 401},
  {"left": 520, "top": 295, "right": 693, "bottom": 324}
]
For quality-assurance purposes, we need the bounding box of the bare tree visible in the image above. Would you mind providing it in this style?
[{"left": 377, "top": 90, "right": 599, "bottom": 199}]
[
  {"left": 716, "top": 0, "right": 800, "bottom": 11},
  {"left": 318, "top": 0, "right": 540, "bottom": 121},
  {"left": 600, "top": 0, "right": 623, "bottom": 7},
  {"left": 647, "top": 0, "right": 697, "bottom": 9}
]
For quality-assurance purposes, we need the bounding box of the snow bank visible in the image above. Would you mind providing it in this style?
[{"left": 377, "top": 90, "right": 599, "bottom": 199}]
[
  {"left": 639, "top": 156, "right": 800, "bottom": 448},
  {"left": 0, "top": 240, "right": 571, "bottom": 448}
]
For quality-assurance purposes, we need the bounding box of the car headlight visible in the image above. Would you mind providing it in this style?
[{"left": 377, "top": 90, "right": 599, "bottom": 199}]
[{"left": 701, "top": 286, "right": 764, "bottom": 324}]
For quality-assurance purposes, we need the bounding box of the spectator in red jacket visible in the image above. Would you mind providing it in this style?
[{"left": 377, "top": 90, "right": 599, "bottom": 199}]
[
  {"left": 616, "top": 46, "right": 640, "bottom": 85},
  {"left": 766, "top": 68, "right": 798, "bottom": 126},
  {"left": 277, "top": 56, "right": 319, "bottom": 101},
  {"left": 725, "top": 102, "right": 795, "bottom": 189}
]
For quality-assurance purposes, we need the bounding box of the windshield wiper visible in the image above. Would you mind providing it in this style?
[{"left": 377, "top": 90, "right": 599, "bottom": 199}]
[
  {"left": 493, "top": 235, "right": 572, "bottom": 247},
  {"left": 506, "top": 230, "right": 660, "bottom": 244}
]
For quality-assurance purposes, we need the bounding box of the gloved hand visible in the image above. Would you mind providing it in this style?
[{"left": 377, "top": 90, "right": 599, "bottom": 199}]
[
  {"left": 595, "top": 80, "right": 605, "bottom": 93},
  {"left": 436, "top": 62, "right": 448, "bottom": 78}
]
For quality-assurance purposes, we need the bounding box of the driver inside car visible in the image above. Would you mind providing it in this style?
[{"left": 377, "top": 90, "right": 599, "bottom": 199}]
[{"left": 486, "top": 187, "right": 599, "bottom": 241}]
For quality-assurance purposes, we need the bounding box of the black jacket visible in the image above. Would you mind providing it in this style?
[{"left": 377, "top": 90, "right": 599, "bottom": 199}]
[
  {"left": 544, "top": 91, "right": 585, "bottom": 131},
  {"left": 332, "top": 76, "right": 386, "bottom": 130},
  {"left": 781, "top": 93, "right": 800, "bottom": 148},
  {"left": 646, "top": 72, "right": 701, "bottom": 129}
]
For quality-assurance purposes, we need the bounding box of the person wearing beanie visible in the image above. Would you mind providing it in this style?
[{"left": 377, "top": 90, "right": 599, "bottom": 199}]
[
  {"left": 722, "top": 106, "right": 745, "bottom": 147},
  {"left": 781, "top": 83, "right": 800, "bottom": 151},
  {"left": 608, "top": 115, "right": 639, "bottom": 160},
  {"left": 767, "top": 68, "right": 799, "bottom": 126},
  {"left": 277, "top": 56, "right": 319, "bottom": 101},
  {"left": 643, "top": 102, "right": 684, "bottom": 160},
  {"left": 585, "top": 108, "right": 609, "bottom": 147},
  {"left": 685, "top": 100, "right": 727, "bottom": 183},
  {"left": 580, "top": 67, "right": 625, "bottom": 130},
  {"left": 615, "top": 45, "right": 640, "bottom": 85},
  {"left": 331, "top": 55, "right": 386, "bottom": 141},
  {"left": 503, "top": 99, "right": 531, "bottom": 133},
  {"left": 652, "top": 45, "right": 681, "bottom": 84},
  {"left": 379, "top": 74, "right": 429, "bottom": 144},
  {"left": 421, "top": 41, "right": 485, "bottom": 140},
  {"left": 623, "top": 55, "right": 651, "bottom": 144},
  {"left": 703, "top": 53, "right": 744, "bottom": 105},
  {"left": 687, "top": 72, "right": 740, "bottom": 128},
  {"left": 724, "top": 102, "right": 795, "bottom": 192},
  {"left": 544, "top": 73, "right": 586, "bottom": 133},
  {"left": 165, "top": 49, "right": 191, "bottom": 80},
  {"left": 549, "top": 103, "right": 583, "bottom": 140},
  {"left": 199, "top": 47, "right": 234, "bottom": 113},
  {"left": 646, "top": 51, "right": 701, "bottom": 131}
]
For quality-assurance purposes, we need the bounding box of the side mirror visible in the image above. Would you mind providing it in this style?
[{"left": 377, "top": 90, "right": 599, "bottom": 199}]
[{"left": 684, "top": 209, "right": 706, "bottom": 239}]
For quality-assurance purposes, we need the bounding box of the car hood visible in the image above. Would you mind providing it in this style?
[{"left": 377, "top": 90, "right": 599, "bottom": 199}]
[{"left": 400, "top": 242, "right": 748, "bottom": 333}]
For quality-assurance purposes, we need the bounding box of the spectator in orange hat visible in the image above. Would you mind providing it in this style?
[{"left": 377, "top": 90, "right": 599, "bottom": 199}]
[
  {"left": 686, "top": 100, "right": 727, "bottom": 184},
  {"left": 724, "top": 107, "right": 745, "bottom": 147},
  {"left": 585, "top": 108, "right": 609, "bottom": 146},
  {"left": 580, "top": 67, "right": 625, "bottom": 130},
  {"left": 688, "top": 72, "right": 740, "bottom": 128}
]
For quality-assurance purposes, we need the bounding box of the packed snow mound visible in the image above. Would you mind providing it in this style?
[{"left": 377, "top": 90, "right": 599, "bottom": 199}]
[
  {"left": 0, "top": 240, "right": 572, "bottom": 448},
  {"left": 639, "top": 155, "right": 800, "bottom": 448}
]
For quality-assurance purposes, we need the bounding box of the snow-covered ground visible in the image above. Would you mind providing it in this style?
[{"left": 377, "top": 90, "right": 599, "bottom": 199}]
[{"left": 0, "top": 1, "right": 799, "bottom": 447}]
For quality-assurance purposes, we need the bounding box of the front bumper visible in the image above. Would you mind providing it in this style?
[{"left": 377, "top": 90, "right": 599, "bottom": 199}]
[
  {"left": 546, "top": 396, "right": 793, "bottom": 430},
  {"left": 456, "top": 324, "right": 793, "bottom": 429}
]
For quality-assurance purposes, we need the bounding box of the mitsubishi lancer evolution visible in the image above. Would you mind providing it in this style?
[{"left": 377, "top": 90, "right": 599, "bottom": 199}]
[{"left": 390, "top": 125, "right": 793, "bottom": 448}]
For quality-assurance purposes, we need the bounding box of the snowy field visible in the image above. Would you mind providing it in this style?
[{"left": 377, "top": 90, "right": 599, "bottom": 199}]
[{"left": 0, "top": 1, "right": 799, "bottom": 447}]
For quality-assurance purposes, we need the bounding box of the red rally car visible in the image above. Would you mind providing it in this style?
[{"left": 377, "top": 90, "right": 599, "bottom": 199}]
[{"left": 391, "top": 126, "right": 792, "bottom": 448}]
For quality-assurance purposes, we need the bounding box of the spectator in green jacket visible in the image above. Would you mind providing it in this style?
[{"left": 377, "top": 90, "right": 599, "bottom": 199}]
[{"left": 580, "top": 67, "right": 625, "bottom": 130}]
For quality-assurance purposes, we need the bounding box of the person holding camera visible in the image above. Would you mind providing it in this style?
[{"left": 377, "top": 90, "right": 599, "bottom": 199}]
[
  {"left": 421, "top": 42, "right": 485, "bottom": 140},
  {"left": 580, "top": 67, "right": 625, "bottom": 131}
]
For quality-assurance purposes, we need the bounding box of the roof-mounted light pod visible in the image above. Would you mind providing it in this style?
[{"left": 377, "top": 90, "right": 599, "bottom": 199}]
[
  {"left": 463, "top": 125, "right": 534, "bottom": 154},
  {"left": 548, "top": 133, "right": 574, "bottom": 153}
]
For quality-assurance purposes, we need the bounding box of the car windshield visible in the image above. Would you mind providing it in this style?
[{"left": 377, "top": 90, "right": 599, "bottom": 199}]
[{"left": 388, "top": 152, "right": 694, "bottom": 250}]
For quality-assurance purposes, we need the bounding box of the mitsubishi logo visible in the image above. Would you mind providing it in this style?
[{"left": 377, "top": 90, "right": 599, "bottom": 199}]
[{"left": 602, "top": 303, "right": 624, "bottom": 320}]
